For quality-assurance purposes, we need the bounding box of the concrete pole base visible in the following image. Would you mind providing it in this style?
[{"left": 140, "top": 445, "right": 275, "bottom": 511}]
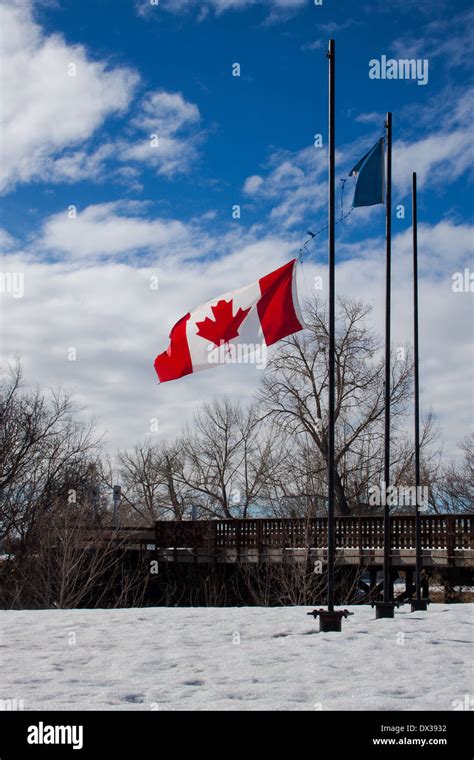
[
  {"left": 410, "top": 598, "right": 429, "bottom": 612},
  {"left": 307, "top": 608, "right": 350, "bottom": 632},
  {"left": 374, "top": 601, "right": 396, "bottom": 619}
]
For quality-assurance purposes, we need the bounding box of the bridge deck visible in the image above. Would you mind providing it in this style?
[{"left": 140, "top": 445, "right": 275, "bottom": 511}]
[{"left": 101, "top": 515, "right": 473, "bottom": 569}]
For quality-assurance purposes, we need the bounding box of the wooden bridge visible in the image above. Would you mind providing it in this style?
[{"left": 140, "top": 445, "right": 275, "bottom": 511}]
[{"left": 110, "top": 514, "right": 473, "bottom": 570}]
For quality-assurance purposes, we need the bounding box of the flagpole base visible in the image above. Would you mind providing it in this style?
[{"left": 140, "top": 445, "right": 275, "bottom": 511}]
[
  {"left": 373, "top": 601, "right": 396, "bottom": 619},
  {"left": 410, "top": 598, "right": 429, "bottom": 612},
  {"left": 307, "top": 608, "right": 351, "bottom": 632}
]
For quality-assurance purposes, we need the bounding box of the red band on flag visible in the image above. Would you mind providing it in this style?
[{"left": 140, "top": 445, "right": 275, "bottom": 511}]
[
  {"left": 154, "top": 312, "right": 192, "bottom": 383},
  {"left": 153, "top": 259, "right": 304, "bottom": 383},
  {"left": 258, "top": 259, "right": 303, "bottom": 346}
]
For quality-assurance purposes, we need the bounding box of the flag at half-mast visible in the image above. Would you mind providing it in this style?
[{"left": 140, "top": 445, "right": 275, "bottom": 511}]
[
  {"left": 154, "top": 259, "right": 304, "bottom": 383},
  {"left": 349, "top": 137, "right": 385, "bottom": 207}
]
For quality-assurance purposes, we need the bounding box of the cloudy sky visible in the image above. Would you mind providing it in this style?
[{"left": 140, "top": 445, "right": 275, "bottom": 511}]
[{"left": 1, "top": 0, "right": 472, "bottom": 461}]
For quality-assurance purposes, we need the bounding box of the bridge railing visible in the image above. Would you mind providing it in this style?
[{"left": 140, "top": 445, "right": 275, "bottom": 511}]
[{"left": 153, "top": 514, "right": 473, "bottom": 552}]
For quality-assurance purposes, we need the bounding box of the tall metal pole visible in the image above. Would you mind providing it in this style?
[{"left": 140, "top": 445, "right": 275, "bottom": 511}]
[
  {"left": 383, "top": 112, "right": 392, "bottom": 604},
  {"left": 413, "top": 172, "right": 421, "bottom": 599},
  {"left": 411, "top": 172, "right": 428, "bottom": 612},
  {"left": 327, "top": 38, "right": 336, "bottom": 614},
  {"left": 308, "top": 40, "right": 348, "bottom": 631},
  {"left": 375, "top": 112, "right": 395, "bottom": 618}
]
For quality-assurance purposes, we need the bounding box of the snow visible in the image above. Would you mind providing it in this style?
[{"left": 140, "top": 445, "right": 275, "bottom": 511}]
[{"left": 1, "top": 604, "right": 472, "bottom": 711}]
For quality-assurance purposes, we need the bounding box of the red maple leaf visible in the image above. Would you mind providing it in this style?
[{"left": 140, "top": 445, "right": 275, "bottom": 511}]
[{"left": 195, "top": 299, "right": 251, "bottom": 347}]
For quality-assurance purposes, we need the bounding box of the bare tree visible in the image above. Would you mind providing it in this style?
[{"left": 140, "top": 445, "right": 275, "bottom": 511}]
[
  {"left": 259, "top": 298, "right": 416, "bottom": 515},
  {"left": 240, "top": 422, "right": 327, "bottom": 517},
  {"left": 1, "top": 501, "right": 148, "bottom": 609},
  {"left": 178, "top": 398, "right": 273, "bottom": 518},
  {"left": 430, "top": 434, "right": 474, "bottom": 513},
  {"left": 112, "top": 440, "right": 189, "bottom": 523},
  {"left": 0, "top": 359, "right": 101, "bottom": 546}
]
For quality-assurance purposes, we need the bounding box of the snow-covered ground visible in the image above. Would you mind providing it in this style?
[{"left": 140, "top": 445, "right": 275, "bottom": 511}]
[{"left": 1, "top": 605, "right": 472, "bottom": 711}]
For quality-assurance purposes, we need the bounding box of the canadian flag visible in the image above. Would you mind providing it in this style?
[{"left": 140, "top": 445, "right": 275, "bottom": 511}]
[{"left": 154, "top": 259, "right": 304, "bottom": 383}]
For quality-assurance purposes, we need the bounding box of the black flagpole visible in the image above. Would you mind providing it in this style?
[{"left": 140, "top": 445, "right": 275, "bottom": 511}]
[
  {"left": 327, "top": 37, "right": 336, "bottom": 617},
  {"left": 308, "top": 39, "right": 348, "bottom": 633},
  {"left": 411, "top": 171, "right": 429, "bottom": 612},
  {"left": 375, "top": 112, "right": 395, "bottom": 618}
]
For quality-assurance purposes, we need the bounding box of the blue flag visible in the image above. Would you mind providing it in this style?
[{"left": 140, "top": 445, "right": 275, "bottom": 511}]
[{"left": 349, "top": 137, "right": 385, "bottom": 208}]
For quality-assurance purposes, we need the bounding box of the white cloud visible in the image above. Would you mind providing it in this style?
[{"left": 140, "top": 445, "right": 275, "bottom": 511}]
[
  {"left": 393, "top": 221, "right": 473, "bottom": 277},
  {"left": 118, "top": 91, "right": 203, "bottom": 177},
  {"left": 136, "top": 0, "right": 306, "bottom": 15},
  {"left": 44, "top": 144, "right": 117, "bottom": 184},
  {"left": 9, "top": 86, "right": 205, "bottom": 187},
  {"left": 355, "top": 112, "right": 384, "bottom": 125},
  {"left": 303, "top": 18, "right": 362, "bottom": 48},
  {"left": 130, "top": 91, "right": 200, "bottom": 134},
  {"left": 38, "top": 202, "right": 191, "bottom": 260},
  {"left": 0, "top": 1, "right": 138, "bottom": 193},
  {"left": 1, "top": 205, "right": 471, "bottom": 460},
  {"left": 243, "top": 175, "right": 264, "bottom": 195},
  {"left": 301, "top": 39, "right": 325, "bottom": 52},
  {"left": 0, "top": 228, "right": 16, "bottom": 250},
  {"left": 334, "top": 222, "right": 474, "bottom": 459},
  {"left": 394, "top": 129, "right": 474, "bottom": 195},
  {"left": 1, "top": 0, "right": 471, "bottom": 463},
  {"left": 242, "top": 85, "right": 474, "bottom": 233},
  {"left": 242, "top": 145, "right": 327, "bottom": 232},
  {"left": 0, "top": 229, "right": 295, "bottom": 452},
  {"left": 391, "top": 8, "right": 474, "bottom": 70},
  {"left": 318, "top": 19, "right": 360, "bottom": 34}
]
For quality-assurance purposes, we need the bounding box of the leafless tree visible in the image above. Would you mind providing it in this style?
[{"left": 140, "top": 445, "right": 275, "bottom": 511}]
[
  {"left": 258, "top": 298, "right": 418, "bottom": 515},
  {"left": 178, "top": 398, "right": 275, "bottom": 518},
  {"left": 1, "top": 501, "right": 148, "bottom": 609},
  {"left": 240, "top": 556, "right": 366, "bottom": 606},
  {"left": 430, "top": 434, "right": 474, "bottom": 513},
  {"left": 256, "top": 429, "right": 327, "bottom": 517},
  {"left": 0, "top": 359, "right": 101, "bottom": 547},
  {"left": 111, "top": 440, "right": 189, "bottom": 523}
]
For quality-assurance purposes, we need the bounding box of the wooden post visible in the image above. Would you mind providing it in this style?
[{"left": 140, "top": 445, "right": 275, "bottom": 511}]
[
  {"left": 446, "top": 514, "right": 455, "bottom": 567},
  {"left": 256, "top": 519, "right": 262, "bottom": 562}
]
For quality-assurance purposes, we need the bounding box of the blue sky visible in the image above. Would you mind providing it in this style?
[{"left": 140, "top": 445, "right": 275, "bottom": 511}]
[
  {"left": 5, "top": 0, "right": 473, "bottom": 240},
  {"left": 1, "top": 0, "right": 473, "bottom": 458}
]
